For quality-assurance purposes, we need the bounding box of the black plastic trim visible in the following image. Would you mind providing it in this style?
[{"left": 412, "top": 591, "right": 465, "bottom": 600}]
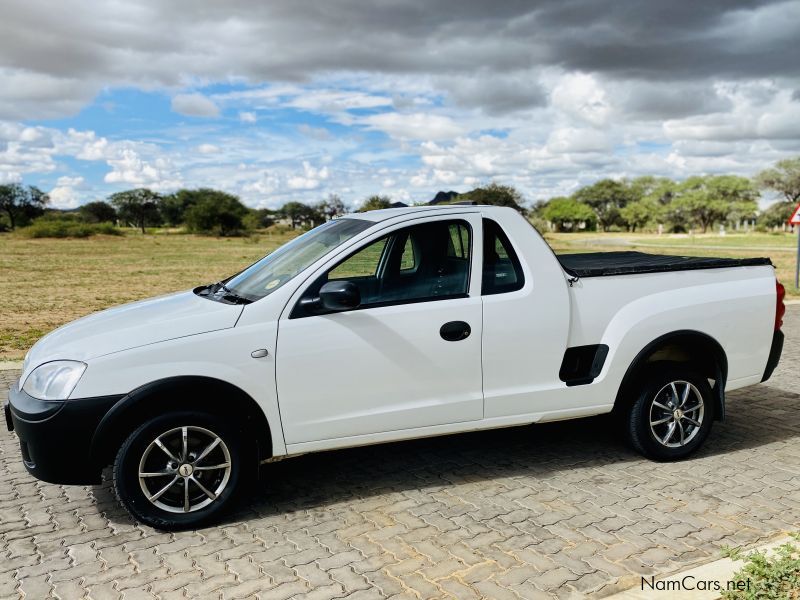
[
  {"left": 7, "top": 384, "right": 122, "bottom": 484},
  {"left": 615, "top": 330, "right": 728, "bottom": 422},
  {"left": 761, "top": 329, "right": 784, "bottom": 383},
  {"left": 559, "top": 344, "right": 609, "bottom": 386},
  {"left": 90, "top": 375, "right": 273, "bottom": 467}
]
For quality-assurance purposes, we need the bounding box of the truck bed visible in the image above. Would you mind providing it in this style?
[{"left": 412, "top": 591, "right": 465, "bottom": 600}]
[{"left": 557, "top": 251, "right": 772, "bottom": 278}]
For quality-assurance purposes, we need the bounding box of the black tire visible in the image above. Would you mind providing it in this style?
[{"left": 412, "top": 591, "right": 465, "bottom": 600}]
[
  {"left": 626, "top": 364, "right": 715, "bottom": 461},
  {"left": 113, "top": 411, "right": 247, "bottom": 530}
]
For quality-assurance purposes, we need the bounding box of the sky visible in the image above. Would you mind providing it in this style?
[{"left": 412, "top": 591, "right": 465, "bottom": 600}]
[{"left": 0, "top": 0, "right": 799, "bottom": 210}]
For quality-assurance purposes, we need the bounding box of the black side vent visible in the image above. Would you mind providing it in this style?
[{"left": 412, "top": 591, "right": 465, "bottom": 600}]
[{"left": 559, "top": 344, "right": 609, "bottom": 387}]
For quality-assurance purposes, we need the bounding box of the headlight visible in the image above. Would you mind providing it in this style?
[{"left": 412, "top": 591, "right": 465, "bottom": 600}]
[{"left": 22, "top": 361, "right": 87, "bottom": 401}]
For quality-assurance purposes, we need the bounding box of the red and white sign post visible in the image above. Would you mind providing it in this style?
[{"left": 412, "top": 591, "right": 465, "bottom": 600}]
[{"left": 790, "top": 203, "right": 800, "bottom": 288}]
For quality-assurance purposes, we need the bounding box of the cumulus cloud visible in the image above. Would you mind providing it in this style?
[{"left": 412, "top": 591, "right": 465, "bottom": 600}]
[
  {"left": 363, "top": 112, "right": 464, "bottom": 140},
  {"left": 48, "top": 176, "right": 86, "bottom": 209},
  {"left": 171, "top": 93, "right": 219, "bottom": 118},
  {"left": 0, "top": 0, "right": 798, "bottom": 206},
  {"left": 286, "top": 161, "right": 330, "bottom": 190},
  {"left": 2, "top": 0, "right": 795, "bottom": 119},
  {"left": 104, "top": 149, "right": 182, "bottom": 190}
]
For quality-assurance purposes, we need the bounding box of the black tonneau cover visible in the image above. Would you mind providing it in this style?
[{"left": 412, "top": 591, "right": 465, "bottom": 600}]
[{"left": 558, "top": 251, "right": 772, "bottom": 278}]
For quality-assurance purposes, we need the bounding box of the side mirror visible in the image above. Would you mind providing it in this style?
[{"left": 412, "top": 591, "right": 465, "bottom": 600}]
[{"left": 318, "top": 280, "right": 361, "bottom": 311}]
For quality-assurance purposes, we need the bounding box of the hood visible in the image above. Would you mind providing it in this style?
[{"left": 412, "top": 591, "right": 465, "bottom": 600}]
[{"left": 23, "top": 290, "right": 244, "bottom": 379}]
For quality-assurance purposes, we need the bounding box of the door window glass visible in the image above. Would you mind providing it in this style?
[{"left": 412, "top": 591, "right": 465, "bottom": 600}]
[
  {"left": 297, "top": 219, "right": 471, "bottom": 315},
  {"left": 329, "top": 238, "right": 387, "bottom": 280}
]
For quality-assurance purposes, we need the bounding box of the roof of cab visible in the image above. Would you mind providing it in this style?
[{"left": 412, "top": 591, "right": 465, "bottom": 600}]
[{"left": 342, "top": 204, "right": 500, "bottom": 223}]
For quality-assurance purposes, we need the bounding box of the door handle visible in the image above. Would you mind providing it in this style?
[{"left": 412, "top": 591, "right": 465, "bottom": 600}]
[{"left": 440, "top": 321, "right": 471, "bottom": 342}]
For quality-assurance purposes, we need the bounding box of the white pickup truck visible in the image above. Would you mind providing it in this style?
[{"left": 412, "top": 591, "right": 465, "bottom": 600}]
[{"left": 7, "top": 205, "right": 785, "bottom": 529}]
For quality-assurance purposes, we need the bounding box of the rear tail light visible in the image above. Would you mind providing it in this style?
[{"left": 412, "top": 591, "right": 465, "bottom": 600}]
[{"left": 775, "top": 280, "right": 785, "bottom": 331}]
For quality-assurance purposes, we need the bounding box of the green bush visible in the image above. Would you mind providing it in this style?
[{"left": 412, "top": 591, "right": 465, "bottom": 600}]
[
  {"left": 20, "top": 218, "right": 122, "bottom": 238},
  {"left": 721, "top": 534, "right": 800, "bottom": 599}
]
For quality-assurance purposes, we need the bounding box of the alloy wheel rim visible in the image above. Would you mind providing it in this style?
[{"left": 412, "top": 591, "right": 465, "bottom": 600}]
[
  {"left": 649, "top": 380, "right": 705, "bottom": 448},
  {"left": 138, "top": 425, "right": 232, "bottom": 514}
]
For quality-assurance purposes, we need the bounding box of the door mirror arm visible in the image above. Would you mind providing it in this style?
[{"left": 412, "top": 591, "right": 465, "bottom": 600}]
[{"left": 298, "top": 295, "right": 324, "bottom": 314}]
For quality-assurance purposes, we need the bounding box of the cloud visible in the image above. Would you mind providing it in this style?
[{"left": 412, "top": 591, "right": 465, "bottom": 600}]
[
  {"left": 288, "top": 90, "right": 392, "bottom": 113},
  {"left": 1, "top": 0, "right": 794, "bottom": 120},
  {"left": 171, "top": 93, "right": 219, "bottom": 118},
  {"left": 286, "top": 161, "right": 330, "bottom": 190},
  {"left": 197, "top": 143, "right": 220, "bottom": 154},
  {"left": 0, "top": 1, "right": 798, "bottom": 207},
  {"left": 103, "top": 148, "right": 182, "bottom": 190},
  {"left": 550, "top": 73, "right": 611, "bottom": 127},
  {"left": 363, "top": 112, "right": 464, "bottom": 140},
  {"left": 298, "top": 124, "right": 332, "bottom": 141},
  {"left": 0, "top": 171, "right": 22, "bottom": 184},
  {"left": 48, "top": 176, "right": 86, "bottom": 209}
]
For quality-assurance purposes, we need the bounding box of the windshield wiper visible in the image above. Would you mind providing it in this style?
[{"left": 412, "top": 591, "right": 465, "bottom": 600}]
[{"left": 211, "top": 281, "right": 253, "bottom": 305}]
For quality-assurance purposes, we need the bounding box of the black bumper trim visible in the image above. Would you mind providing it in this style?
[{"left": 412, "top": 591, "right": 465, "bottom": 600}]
[
  {"left": 7, "top": 383, "right": 123, "bottom": 485},
  {"left": 761, "top": 329, "right": 784, "bottom": 383}
]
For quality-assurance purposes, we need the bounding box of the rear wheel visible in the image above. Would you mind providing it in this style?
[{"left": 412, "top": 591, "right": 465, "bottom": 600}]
[
  {"left": 626, "top": 364, "right": 715, "bottom": 461},
  {"left": 113, "top": 411, "right": 246, "bottom": 530}
]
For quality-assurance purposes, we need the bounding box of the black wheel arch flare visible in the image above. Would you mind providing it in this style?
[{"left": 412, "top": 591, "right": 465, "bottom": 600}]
[
  {"left": 613, "top": 330, "right": 728, "bottom": 422},
  {"left": 90, "top": 376, "right": 272, "bottom": 470}
]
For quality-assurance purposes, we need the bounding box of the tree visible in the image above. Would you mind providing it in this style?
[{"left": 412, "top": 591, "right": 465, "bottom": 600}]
[
  {"left": 160, "top": 188, "right": 221, "bottom": 226},
  {"left": 280, "top": 201, "right": 320, "bottom": 228},
  {"left": 541, "top": 197, "right": 596, "bottom": 232},
  {"left": 79, "top": 201, "right": 117, "bottom": 224},
  {"left": 620, "top": 198, "right": 660, "bottom": 232},
  {"left": 572, "top": 179, "right": 634, "bottom": 231},
  {"left": 357, "top": 195, "right": 392, "bottom": 212},
  {"left": 318, "top": 193, "right": 347, "bottom": 221},
  {"left": 674, "top": 176, "right": 757, "bottom": 232},
  {"left": 759, "top": 201, "right": 797, "bottom": 228},
  {"left": 243, "top": 208, "right": 277, "bottom": 230},
  {"left": 756, "top": 157, "right": 800, "bottom": 203},
  {"left": 0, "top": 184, "right": 48, "bottom": 230},
  {"left": 672, "top": 188, "right": 726, "bottom": 233},
  {"left": 183, "top": 191, "right": 248, "bottom": 236},
  {"left": 109, "top": 188, "right": 162, "bottom": 233},
  {"left": 457, "top": 183, "right": 527, "bottom": 213}
]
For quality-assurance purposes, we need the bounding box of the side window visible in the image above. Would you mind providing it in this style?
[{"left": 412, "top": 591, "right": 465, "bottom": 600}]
[
  {"left": 482, "top": 219, "right": 524, "bottom": 295},
  {"left": 297, "top": 219, "right": 472, "bottom": 315},
  {"left": 329, "top": 237, "right": 388, "bottom": 280},
  {"left": 447, "top": 223, "right": 469, "bottom": 259},
  {"left": 399, "top": 235, "right": 417, "bottom": 272}
]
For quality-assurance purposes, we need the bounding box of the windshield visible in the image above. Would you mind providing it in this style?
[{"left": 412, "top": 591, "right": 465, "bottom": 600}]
[{"left": 225, "top": 218, "right": 373, "bottom": 301}]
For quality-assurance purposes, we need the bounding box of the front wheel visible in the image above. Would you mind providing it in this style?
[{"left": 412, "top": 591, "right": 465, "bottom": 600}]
[
  {"left": 626, "top": 364, "right": 715, "bottom": 461},
  {"left": 113, "top": 411, "right": 246, "bottom": 530}
]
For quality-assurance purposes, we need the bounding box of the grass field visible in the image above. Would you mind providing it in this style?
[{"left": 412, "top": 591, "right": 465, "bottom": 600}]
[{"left": 1, "top": 227, "right": 797, "bottom": 360}]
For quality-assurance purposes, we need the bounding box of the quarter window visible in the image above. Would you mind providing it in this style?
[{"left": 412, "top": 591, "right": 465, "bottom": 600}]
[{"left": 482, "top": 218, "right": 524, "bottom": 295}]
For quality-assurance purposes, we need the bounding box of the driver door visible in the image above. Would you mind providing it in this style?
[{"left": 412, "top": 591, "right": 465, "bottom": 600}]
[{"left": 275, "top": 214, "right": 484, "bottom": 447}]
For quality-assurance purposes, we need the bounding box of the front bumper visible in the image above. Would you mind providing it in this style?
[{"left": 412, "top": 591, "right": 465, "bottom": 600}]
[{"left": 6, "top": 382, "right": 122, "bottom": 485}]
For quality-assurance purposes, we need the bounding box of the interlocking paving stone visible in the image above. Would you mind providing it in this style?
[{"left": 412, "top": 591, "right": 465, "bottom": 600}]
[{"left": 0, "top": 306, "right": 798, "bottom": 598}]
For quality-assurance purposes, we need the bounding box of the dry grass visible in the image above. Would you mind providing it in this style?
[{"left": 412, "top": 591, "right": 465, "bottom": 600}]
[
  {"left": 0, "top": 229, "right": 297, "bottom": 359},
  {"left": 1, "top": 227, "right": 796, "bottom": 360}
]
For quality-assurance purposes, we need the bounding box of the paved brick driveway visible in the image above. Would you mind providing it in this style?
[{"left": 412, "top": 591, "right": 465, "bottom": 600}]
[{"left": 1, "top": 308, "right": 798, "bottom": 599}]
